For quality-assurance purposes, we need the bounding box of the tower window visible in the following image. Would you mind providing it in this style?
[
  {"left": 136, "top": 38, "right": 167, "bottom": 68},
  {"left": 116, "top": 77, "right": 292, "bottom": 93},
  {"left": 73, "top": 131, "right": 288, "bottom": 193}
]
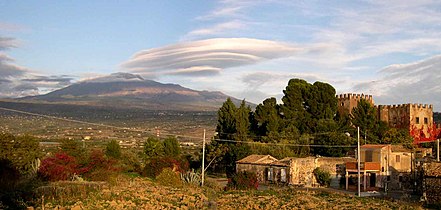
[
  {"left": 424, "top": 117, "right": 428, "bottom": 124},
  {"left": 416, "top": 117, "right": 420, "bottom": 124}
]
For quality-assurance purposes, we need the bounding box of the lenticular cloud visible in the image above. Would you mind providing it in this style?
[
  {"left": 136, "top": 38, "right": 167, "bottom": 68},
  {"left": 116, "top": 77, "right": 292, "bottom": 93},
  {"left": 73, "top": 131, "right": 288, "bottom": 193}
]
[{"left": 121, "top": 38, "right": 298, "bottom": 76}]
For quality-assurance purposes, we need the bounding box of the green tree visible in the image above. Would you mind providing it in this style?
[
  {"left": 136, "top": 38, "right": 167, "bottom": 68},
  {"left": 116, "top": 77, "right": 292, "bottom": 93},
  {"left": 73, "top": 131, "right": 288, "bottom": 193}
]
[
  {"left": 235, "top": 100, "right": 251, "bottom": 141},
  {"left": 351, "top": 99, "right": 377, "bottom": 133},
  {"left": 309, "top": 81, "right": 338, "bottom": 120},
  {"left": 253, "top": 97, "right": 281, "bottom": 141},
  {"left": 216, "top": 98, "right": 237, "bottom": 139},
  {"left": 105, "top": 139, "right": 121, "bottom": 159},
  {"left": 281, "top": 78, "right": 311, "bottom": 133},
  {"left": 60, "top": 138, "right": 83, "bottom": 157},
  {"left": 163, "top": 136, "right": 181, "bottom": 158},
  {"left": 0, "top": 134, "right": 41, "bottom": 175},
  {"left": 143, "top": 137, "right": 164, "bottom": 159}
]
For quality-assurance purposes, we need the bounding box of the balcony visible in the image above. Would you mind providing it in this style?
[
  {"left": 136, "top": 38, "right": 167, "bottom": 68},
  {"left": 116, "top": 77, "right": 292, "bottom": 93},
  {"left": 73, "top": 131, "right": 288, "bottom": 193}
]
[{"left": 346, "top": 162, "right": 381, "bottom": 171}]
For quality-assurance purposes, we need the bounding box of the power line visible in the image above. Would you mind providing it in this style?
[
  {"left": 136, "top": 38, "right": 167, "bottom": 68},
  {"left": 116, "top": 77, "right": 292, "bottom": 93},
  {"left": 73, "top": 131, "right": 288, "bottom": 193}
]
[{"left": 213, "top": 138, "right": 356, "bottom": 148}]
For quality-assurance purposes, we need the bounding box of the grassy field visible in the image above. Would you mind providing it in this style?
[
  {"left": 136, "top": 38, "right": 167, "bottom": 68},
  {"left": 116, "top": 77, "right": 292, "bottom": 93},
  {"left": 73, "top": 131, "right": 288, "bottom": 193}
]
[{"left": 36, "top": 175, "right": 424, "bottom": 210}]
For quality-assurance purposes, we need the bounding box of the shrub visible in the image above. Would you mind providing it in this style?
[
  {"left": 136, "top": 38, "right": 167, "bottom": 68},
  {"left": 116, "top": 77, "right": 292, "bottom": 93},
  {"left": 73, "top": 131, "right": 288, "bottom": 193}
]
[
  {"left": 121, "top": 150, "right": 142, "bottom": 173},
  {"left": 180, "top": 170, "right": 201, "bottom": 185},
  {"left": 0, "top": 133, "right": 41, "bottom": 176},
  {"left": 163, "top": 137, "right": 181, "bottom": 158},
  {"left": 226, "top": 171, "right": 259, "bottom": 190},
  {"left": 156, "top": 168, "right": 182, "bottom": 187},
  {"left": 142, "top": 157, "right": 189, "bottom": 178},
  {"left": 105, "top": 139, "right": 121, "bottom": 159},
  {"left": 39, "top": 152, "right": 78, "bottom": 181},
  {"left": 80, "top": 149, "right": 120, "bottom": 181},
  {"left": 313, "top": 167, "right": 331, "bottom": 187}
]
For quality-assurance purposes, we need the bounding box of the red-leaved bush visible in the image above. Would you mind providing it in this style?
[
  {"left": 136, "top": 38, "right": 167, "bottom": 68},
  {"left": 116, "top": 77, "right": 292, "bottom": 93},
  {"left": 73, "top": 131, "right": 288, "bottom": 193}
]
[
  {"left": 142, "top": 157, "right": 189, "bottom": 178},
  {"left": 80, "top": 149, "right": 120, "bottom": 181},
  {"left": 39, "top": 152, "right": 78, "bottom": 181},
  {"left": 226, "top": 171, "right": 259, "bottom": 190}
]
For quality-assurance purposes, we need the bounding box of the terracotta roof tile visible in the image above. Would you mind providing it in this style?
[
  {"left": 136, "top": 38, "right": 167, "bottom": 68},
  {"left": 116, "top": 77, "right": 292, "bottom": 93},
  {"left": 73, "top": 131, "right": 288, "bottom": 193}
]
[{"left": 236, "top": 154, "right": 277, "bottom": 164}]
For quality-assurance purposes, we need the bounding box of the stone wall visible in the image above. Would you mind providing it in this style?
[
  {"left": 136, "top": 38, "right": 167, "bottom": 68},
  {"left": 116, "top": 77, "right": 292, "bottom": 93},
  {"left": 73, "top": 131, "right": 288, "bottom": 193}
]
[
  {"left": 337, "top": 93, "right": 374, "bottom": 116},
  {"left": 236, "top": 163, "right": 269, "bottom": 184}
]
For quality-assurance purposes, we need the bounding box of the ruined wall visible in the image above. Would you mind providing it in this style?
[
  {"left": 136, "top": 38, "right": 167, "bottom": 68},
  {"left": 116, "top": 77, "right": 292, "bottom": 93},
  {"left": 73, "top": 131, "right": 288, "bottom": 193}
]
[
  {"left": 236, "top": 163, "right": 269, "bottom": 184},
  {"left": 288, "top": 157, "right": 354, "bottom": 187},
  {"left": 337, "top": 93, "right": 374, "bottom": 116}
]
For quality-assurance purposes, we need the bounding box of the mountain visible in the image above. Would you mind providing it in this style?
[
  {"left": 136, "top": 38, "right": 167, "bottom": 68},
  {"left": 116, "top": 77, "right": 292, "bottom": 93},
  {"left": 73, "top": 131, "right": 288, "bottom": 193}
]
[{"left": 21, "top": 73, "right": 245, "bottom": 111}]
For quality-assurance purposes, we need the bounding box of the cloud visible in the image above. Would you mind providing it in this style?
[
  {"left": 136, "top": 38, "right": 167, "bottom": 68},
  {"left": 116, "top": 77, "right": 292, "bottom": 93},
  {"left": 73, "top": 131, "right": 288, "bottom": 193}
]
[
  {"left": 0, "top": 36, "right": 74, "bottom": 98},
  {"left": 353, "top": 54, "right": 441, "bottom": 111},
  {"left": 187, "top": 20, "right": 245, "bottom": 37},
  {"left": 121, "top": 38, "right": 299, "bottom": 77},
  {"left": 0, "top": 37, "right": 26, "bottom": 78}
]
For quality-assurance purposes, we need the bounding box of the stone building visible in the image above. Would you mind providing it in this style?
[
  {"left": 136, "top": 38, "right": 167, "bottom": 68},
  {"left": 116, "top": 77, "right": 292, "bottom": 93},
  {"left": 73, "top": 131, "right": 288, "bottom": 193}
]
[
  {"left": 337, "top": 93, "right": 434, "bottom": 137},
  {"left": 236, "top": 155, "right": 354, "bottom": 187},
  {"left": 337, "top": 93, "right": 374, "bottom": 116},
  {"left": 345, "top": 144, "right": 432, "bottom": 191}
]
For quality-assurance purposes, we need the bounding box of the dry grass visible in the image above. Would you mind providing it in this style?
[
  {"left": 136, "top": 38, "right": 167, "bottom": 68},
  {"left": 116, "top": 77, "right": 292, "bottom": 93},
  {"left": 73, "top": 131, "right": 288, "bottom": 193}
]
[{"left": 37, "top": 175, "right": 424, "bottom": 210}]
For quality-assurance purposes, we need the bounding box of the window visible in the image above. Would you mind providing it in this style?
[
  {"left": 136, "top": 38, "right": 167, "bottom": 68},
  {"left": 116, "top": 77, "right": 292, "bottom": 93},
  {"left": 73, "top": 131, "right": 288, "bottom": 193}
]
[
  {"left": 424, "top": 117, "right": 428, "bottom": 124},
  {"left": 267, "top": 168, "right": 273, "bottom": 181},
  {"left": 416, "top": 117, "right": 420, "bottom": 124},
  {"left": 396, "top": 155, "right": 401, "bottom": 163},
  {"left": 365, "top": 150, "right": 373, "bottom": 162},
  {"left": 281, "top": 169, "right": 286, "bottom": 182}
]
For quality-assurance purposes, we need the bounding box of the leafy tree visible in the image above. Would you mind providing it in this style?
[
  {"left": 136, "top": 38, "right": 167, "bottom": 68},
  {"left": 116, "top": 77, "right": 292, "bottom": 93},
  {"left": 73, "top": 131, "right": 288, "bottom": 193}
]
[
  {"left": 350, "top": 99, "right": 376, "bottom": 133},
  {"left": 143, "top": 137, "right": 164, "bottom": 159},
  {"left": 224, "top": 143, "right": 251, "bottom": 177},
  {"left": 383, "top": 128, "right": 414, "bottom": 145},
  {"left": 105, "top": 139, "right": 121, "bottom": 159},
  {"left": 0, "top": 134, "right": 41, "bottom": 175},
  {"left": 309, "top": 81, "right": 338, "bottom": 120},
  {"left": 281, "top": 78, "right": 311, "bottom": 133},
  {"left": 60, "top": 138, "right": 84, "bottom": 158},
  {"left": 163, "top": 137, "right": 181, "bottom": 158},
  {"left": 313, "top": 132, "right": 355, "bottom": 157},
  {"left": 235, "top": 100, "right": 251, "bottom": 141},
  {"left": 253, "top": 97, "right": 281, "bottom": 141},
  {"left": 216, "top": 98, "right": 237, "bottom": 139}
]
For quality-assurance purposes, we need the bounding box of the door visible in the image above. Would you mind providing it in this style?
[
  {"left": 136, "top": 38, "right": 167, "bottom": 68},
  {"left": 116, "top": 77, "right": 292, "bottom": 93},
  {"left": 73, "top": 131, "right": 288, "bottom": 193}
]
[{"left": 370, "top": 173, "right": 376, "bottom": 187}]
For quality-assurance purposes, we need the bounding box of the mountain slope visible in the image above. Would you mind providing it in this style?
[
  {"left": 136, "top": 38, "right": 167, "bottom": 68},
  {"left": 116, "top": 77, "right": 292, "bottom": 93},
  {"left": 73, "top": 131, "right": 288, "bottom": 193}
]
[{"left": 21, "top": 73, "right": 245, "bottom": 111}]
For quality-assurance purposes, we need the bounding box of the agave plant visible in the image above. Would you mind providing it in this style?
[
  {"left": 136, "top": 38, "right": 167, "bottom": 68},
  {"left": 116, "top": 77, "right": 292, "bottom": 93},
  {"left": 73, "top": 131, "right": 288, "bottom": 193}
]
[{"left": 180, "top": 170, "right": 201, "bottom": 185}]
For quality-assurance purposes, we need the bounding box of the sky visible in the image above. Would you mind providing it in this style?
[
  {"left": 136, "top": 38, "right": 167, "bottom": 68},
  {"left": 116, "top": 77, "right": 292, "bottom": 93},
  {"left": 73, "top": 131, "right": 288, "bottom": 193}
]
[{"left": 1, "top": 0, "right": 441, "bottom": 110}]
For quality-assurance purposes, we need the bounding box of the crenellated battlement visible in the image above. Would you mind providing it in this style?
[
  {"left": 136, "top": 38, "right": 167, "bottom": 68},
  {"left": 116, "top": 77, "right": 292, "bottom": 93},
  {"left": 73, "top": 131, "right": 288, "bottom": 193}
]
[
  {"left": 336, "top": 93, "right": 373, "bottom": 102},
  {"left": 375, "top": 103, "right": 433, "bottom": 110}
]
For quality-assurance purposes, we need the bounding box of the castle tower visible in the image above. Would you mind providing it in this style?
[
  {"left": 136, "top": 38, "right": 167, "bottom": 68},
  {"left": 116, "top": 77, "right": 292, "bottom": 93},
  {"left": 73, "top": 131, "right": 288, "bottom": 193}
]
[{"left": 336, "top": 93, "right": 374, "bottom": 116}]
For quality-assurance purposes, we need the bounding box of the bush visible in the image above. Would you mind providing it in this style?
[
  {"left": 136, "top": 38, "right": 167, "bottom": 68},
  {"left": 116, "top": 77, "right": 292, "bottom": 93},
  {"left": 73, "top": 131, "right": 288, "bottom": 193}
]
[
  {"left": 156, "top": 168, "right": 182, "bottom": 187},
  {"left": 121, "top": 150, "right": 142, "bottom": 173},
  {"left": 226, "top": 171, "right": 259, "bottom": 190},
  {"left": 313, "top": 167, "right": 331, "bottom": 187},
  {"left": 180, "top": 170, "right": 201, "bottom": 186},
  {"left": 39, "top": 152, "right": 78, "bottom": 181},
  {"left": 105, "top": 140, "right": 121, "bottom": 159},
  {"left": 142, "top": 157, "right": 189, "bottom": 178},
  {"left": 81, "top": 149, "right": 120, "bottom": 181}
]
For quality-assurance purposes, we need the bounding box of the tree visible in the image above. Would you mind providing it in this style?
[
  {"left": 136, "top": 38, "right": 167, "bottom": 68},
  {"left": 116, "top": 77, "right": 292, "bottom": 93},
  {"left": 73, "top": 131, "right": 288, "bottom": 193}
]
[
  {"left": 235, "top": 100, "right": 251, "bottom": 141},
  {"left": 144, "top": 137, "right": 164, "bottom": 159},
  {"left": 0, "top": 134, "right": 41, "bottom": 175},
  {"left": 216, "top": 98, "right": 237, "bottom": 139},
  {"left": 281, "top": 78, "right": 311, "bottom": 133},
  {"left": 253, "top": 97, "right": 281, "bottom": 141},
  {"left": 105, "top": 139, "right": 121, "bottom": 159},
  {"left": 309, "top": 81, "right": 338, "bottom": 120},
  {"left": 163, "top": 137, "right": 181, "bottom": 158},
  {"left": 350, "top": 99, "right": 376, "bottom": 133}
]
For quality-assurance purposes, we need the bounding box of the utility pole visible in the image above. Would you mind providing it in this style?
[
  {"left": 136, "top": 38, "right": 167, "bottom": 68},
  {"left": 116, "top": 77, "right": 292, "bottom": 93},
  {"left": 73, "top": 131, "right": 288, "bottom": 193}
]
[
  {"left": 358, "top": 126, "right": 361, "bottom": 197},
  {"left": 201, "top": 129, "right": 206, "bottom": 186}
]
